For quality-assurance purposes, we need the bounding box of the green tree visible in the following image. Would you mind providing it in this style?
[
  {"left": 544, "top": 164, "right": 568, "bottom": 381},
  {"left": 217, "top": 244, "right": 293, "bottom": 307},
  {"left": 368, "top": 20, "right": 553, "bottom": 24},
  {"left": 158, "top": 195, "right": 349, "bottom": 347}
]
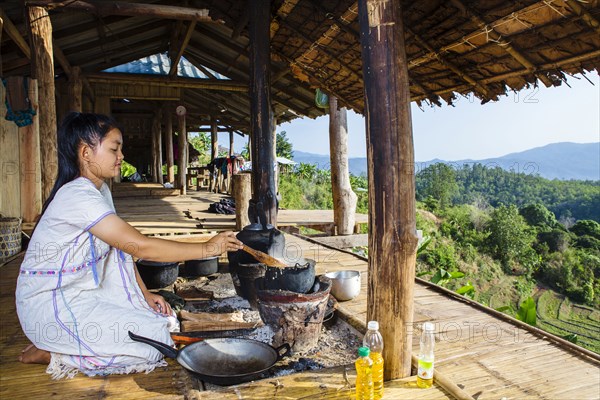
[
  {"left": 189, "top": 132, "right": 211, "bottom": 165},
  {"left": 276, "top": 130, "right": 294, "bottom": 159},
  {"left": 519, "top": 203, "right": 557, "bottom": 229},
  {"left": 570, "top": 220, "right": 600, "bottom": 239},
  {"left": 416, "top": 163, "right": 458, "bottom": 209},
  {"left": 485, "top": 204, "right": 537, "bottom": 273},
  {"left": 240, "top": 142, "right": 250, "bottom": 160}
]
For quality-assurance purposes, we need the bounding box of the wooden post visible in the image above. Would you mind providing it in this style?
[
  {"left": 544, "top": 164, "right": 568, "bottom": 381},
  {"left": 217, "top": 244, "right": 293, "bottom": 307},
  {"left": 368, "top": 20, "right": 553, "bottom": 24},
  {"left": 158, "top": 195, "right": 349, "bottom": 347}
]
[
  {"left": 20, "top": 79, "right": 42, "bottom": 223},
  {"left": 68, "top": 66, "right": 83, "bottom": 112},
  {"left": 249, "top": 0, "right": 277, "bottom": 227},
  {"left": 358, "top": 0, "right": 418, "bottom": 379},
  {"left": 0, "top": 81, "right": 21, "bottom": 219},
  {"left": 94, "top": 96, "right": 110, "bottom": 115},
  {"left": 226, "top": 129, "right": 235, "bottom": 193},
  {"left": 233, "top": 173, "right": 251, "bottom": 230},
  {"left": 177, "top": 112, "right": 187, "bottom": 194},
  {"left": 151, "top": 114, "right": 158, "bottom": 182},
  {"left": 164, "top": 107, "right": 175, "bottom": 183},
  {"left": 329, "top": 96, "right": 357, "bottom": 235},
  {"left": 209, "top": 116, "right": 218, "bottom": 192},
  {"left": 153, "top": 109, "right": 163, "bottom": 184},
  {"left": 28, "top": 6, "right": 58, "bottom": 203}
]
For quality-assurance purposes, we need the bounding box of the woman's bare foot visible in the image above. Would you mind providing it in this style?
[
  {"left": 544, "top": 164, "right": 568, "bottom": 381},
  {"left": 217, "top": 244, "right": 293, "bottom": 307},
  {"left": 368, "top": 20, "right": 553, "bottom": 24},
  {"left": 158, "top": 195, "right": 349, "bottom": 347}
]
[{"left": 19, "top": 344, "right": 51, "bottom": 364}]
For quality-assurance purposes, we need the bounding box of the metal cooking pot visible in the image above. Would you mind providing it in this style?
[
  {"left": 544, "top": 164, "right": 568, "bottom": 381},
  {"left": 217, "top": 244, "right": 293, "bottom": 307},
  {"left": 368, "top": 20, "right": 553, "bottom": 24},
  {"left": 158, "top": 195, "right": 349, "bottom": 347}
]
[
  {"left": 135, "top": 260, "right": 179, "bottom": 289},
  {"left": 128, "top": 331, "right": 290, "bottom": 386},
  {"left": 263, "top": 258, "right": 316, "bottom": 294},
  {"left": 183, "top": 257, "right": 218, "bottom": 277}
]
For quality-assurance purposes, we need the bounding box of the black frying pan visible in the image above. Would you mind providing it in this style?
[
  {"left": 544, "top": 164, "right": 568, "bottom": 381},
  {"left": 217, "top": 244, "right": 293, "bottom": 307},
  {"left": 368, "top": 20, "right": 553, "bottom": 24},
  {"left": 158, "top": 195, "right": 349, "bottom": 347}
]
[{"left": 128, "top": 331, "right": 290, "bottom": 386}]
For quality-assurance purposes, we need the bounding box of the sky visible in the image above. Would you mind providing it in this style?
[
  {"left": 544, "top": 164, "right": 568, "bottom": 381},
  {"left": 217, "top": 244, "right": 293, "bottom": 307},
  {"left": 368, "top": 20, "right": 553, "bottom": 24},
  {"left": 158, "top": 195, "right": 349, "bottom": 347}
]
[{"left": 225, "top": 73, "right": 599, "bottom": 161}]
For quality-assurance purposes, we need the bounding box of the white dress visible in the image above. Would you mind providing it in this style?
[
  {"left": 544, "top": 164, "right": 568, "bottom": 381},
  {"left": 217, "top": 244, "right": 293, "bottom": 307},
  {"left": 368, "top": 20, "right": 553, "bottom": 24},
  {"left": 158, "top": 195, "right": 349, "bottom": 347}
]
[{"left": 16, "top": 177, "right": 173, "bottom": 378}]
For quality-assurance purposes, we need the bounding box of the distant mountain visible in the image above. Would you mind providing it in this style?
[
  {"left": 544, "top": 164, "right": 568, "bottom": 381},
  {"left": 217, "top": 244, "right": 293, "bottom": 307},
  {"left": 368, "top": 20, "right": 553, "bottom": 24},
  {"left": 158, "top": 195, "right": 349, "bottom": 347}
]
[{"left": 292, "top": 142, "right": 600, "bottom": 181}]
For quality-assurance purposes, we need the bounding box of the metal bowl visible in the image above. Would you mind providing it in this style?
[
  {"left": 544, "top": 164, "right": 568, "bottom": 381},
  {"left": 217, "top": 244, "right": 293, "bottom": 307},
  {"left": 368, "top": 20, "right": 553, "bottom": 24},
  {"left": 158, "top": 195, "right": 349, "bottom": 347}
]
[{"left": 324, "top": 270, "right": 361, "bottom": 301}]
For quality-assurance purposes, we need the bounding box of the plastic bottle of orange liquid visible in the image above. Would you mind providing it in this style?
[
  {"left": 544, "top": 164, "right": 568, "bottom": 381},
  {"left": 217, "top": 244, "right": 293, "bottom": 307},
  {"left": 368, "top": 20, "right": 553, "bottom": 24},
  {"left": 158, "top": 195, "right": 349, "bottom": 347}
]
[
  {"left": 363, "top": 321, "right": 384, "bottom": 399},
  {"left": 355, "top": 346, "right": 374, "bottom": 400}
]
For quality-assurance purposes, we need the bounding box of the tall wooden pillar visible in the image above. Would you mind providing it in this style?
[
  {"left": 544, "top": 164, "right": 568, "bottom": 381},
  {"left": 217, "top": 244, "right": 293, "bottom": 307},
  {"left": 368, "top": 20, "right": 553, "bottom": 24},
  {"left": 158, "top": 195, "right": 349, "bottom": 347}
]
[
  {"left": 177, "top": 112, "right": 187, "bottom": 194},
  {"left": 164, "top": 107, "right": 175, "bottom": 183},
  {"left": 28, "top": 6, "right": 57, "bottom": 203},
  {"left": 329, "top": 96, "right": 357, "bottom": 235},
  {"left": 68, "top": 66, "right": 82, "bottom": 112},
  {"left": 249, "top": 0, "right": 277, "bottom": 227},
  {"left": 94, "top": 96, "right": 110, "bottom": 115},
  {"left": 358, "top": 0, "right": 418, "bottom": 379},
  {"left": 153, "top": 108, "right": 163, "bottom": 184},
  {"left": 20, "top": 79, "right": 42, "bottom": 223},
  {"left": 210, "top": 116, "right": 218, "bottom": 192},
  {"left": 229, "top": 129, "right": 234, "bottom": 157}
]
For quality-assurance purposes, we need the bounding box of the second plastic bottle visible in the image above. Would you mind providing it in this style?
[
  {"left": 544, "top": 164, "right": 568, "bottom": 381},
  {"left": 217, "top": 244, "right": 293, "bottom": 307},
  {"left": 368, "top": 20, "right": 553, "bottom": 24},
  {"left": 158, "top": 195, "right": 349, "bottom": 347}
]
[
  {"left": 355, "top": 346, "right": 374, "bottom": 400},
  {"left": 363, "top": 320, "right": 384, "bottom": 399}
]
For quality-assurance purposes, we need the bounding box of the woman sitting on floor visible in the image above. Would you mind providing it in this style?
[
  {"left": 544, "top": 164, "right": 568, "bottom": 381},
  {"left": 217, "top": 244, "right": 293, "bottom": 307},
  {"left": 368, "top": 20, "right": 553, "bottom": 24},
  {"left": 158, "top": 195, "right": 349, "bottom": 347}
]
[{"left": 16, "top": 112, "right": 243, "bottom": 378}]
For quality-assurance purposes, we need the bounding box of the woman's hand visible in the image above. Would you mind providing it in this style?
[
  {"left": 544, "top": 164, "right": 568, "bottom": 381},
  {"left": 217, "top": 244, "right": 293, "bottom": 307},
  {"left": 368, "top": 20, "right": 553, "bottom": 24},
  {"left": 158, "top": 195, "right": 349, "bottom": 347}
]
[
  {"left": 206, "top": 231, "right": 244, "bottom": 256},
  {"left": 144, "top": 291, "right": 172, "bottom": 315}
]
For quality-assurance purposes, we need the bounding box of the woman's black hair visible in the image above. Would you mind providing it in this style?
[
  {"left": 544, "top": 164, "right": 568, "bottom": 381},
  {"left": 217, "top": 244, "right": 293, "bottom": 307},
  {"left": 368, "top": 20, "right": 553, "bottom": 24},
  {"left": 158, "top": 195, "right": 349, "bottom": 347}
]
[{"left": 39, "top": 112, "right": 121, "bottom": 217}]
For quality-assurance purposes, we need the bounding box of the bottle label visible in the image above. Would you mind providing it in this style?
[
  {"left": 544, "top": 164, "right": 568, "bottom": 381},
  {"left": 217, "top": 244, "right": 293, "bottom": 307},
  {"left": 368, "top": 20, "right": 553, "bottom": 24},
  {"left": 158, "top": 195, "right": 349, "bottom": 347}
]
[{"left": 418, "top": 359, "right": 434, "bottom": 380}]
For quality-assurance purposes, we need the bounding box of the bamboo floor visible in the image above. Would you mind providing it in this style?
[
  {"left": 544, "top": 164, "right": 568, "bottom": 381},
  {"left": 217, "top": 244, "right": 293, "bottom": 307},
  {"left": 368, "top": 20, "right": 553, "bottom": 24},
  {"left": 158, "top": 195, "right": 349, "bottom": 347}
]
[{"left": 3, "top": 189, "right": 599, "bottom": 399}]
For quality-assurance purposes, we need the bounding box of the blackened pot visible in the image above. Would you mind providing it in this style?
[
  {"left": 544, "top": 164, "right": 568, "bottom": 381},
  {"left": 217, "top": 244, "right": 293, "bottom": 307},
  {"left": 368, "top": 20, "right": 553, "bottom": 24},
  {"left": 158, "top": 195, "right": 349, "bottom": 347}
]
[
  {"left": 262, "top": 258, "right": 316, "bottom": 294},
  {"left": 184, "top": 257, "right": 218, "bottom": 277},
  {"left": 135, "top": 260, "right": 179, "bottom": 289}
]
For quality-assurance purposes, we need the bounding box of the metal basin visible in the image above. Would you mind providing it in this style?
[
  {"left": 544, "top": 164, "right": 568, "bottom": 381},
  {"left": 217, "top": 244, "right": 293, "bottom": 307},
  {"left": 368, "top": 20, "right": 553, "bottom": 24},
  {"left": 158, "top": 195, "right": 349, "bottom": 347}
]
[{"left": 324, "top": 270, "right": 361, "bottom": 301}]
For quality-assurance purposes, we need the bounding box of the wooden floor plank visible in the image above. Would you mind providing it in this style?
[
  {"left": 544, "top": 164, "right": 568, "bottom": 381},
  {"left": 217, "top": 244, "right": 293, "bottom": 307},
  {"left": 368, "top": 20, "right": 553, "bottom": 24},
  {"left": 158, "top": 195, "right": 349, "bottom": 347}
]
[{"left": 4, "top": 190, "right": 599, "bottom": 399}]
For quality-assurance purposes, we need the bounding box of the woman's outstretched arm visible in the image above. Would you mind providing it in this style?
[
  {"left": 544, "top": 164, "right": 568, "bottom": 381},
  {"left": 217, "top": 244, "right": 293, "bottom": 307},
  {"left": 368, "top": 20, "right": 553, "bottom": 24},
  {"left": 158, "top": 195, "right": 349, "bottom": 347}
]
[{"left": 89, "top": 213, "right": 243, "bottom": 262}]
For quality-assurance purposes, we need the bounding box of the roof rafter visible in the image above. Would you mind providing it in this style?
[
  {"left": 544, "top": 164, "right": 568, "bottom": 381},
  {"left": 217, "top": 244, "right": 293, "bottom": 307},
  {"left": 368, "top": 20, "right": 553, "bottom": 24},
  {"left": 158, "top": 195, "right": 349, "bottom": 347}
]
[
  {"left": 169, "top": 20, "right": 196, "bottom": 76},
  {"left": 0, "top": 8, "right": 30, "bottom": 59},
  {"left": 448, "top": 0, "right": 555, "bottom": 87},
  {"left": 25, "top": 1, "right": 214, "bottom": 22},
  {"left": 405, "top": 27, "right": 490, "bottom": 98}
]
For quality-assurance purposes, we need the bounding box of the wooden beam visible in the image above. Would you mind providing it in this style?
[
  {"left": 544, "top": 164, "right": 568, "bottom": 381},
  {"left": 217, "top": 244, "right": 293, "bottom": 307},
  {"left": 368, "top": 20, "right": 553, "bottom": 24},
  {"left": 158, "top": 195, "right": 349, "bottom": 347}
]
[
  {"left": 19, "top": 79, "right": 42, "bottom": 223},
  {"left": 358, "top": 0, "right": 418, "bottom": 379},
  {"left": 26, "top": 1, "right": 214, "bottom": 22},
  {"left": 53, "top": 42, "right": 96, "bottom": 103},
  {"left": 249, "top": 0, "right": 278, "bottom": 227},
  {"left": 311, "top": 233, "right": 368, "bottom": 249},
  {"left": 28, "top": 6, "right": 58, "bottom": 204},
  {"left": 67, "top": 65, "right": 83, "bottom": 112},
  {"left": 449, "top": 0, "right": 555, "bottom": 87},
  {"left": 169, "top": 21, "right": 197, "bottom": 77},
  {"left": 86, "top": 72, "right": 247, "bottom": 91},
  {"left": 177, "top": 110, "right": 187, "bottom": 194},
  {"left": 565, "top": 0, "right": 600, "bottom": 35},
  {"left": 209, "top": 115, "right": 218, "bottom": 192},
  {"left": 405, "top": 27, "right": 489, "bottom": 97},
  {"left": 152, "top": 108, "right": 163, "bottom": 184},
  {"left": 1, "top": 8, "right": 31, "bottom": 59},
  {"left": 164, "top": 105, "right": 175, "bottom": 183},
  {"left": 328, "top": 96, "right": 357, "bottom": 235}
]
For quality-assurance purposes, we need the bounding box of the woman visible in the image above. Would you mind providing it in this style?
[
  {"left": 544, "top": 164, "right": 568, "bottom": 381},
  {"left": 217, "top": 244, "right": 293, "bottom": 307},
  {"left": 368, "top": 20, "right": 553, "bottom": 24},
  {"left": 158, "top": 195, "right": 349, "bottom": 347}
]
[{"left": 16, "top": 112, "right": 243, "bottom": 378}]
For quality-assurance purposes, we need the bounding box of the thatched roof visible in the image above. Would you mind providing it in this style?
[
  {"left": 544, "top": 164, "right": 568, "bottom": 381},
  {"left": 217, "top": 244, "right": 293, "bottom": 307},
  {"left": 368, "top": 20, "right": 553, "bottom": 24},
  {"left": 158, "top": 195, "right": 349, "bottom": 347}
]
[{"left": 2, "top": 0, "right": 599, "bottom": 131}]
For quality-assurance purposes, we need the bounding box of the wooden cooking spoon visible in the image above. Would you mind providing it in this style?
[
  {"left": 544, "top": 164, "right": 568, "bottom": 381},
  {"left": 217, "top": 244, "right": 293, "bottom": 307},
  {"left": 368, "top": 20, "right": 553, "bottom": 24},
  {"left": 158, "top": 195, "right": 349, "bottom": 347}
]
[{"left": 241, "top": 244, "right": 287, "bottom": 268}]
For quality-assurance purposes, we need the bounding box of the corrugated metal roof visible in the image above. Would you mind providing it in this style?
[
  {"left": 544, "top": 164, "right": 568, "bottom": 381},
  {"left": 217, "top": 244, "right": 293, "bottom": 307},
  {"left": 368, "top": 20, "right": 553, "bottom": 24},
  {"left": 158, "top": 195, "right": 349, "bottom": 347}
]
[{"left": 103, "top": 53, "right": 229, "bottom": 80}]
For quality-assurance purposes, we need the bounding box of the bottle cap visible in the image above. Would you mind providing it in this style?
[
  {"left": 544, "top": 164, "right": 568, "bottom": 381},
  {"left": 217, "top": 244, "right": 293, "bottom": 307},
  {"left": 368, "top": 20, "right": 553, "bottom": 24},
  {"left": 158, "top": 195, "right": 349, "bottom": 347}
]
[
  {"left": 358, "top": 346, "right": 370, "bottom": 357},
  {"left": 367, "top": 321, "right": 379, "bottom": 330},
  {"left": 423, "top": 322, "right": 435, "bottom": 332}
]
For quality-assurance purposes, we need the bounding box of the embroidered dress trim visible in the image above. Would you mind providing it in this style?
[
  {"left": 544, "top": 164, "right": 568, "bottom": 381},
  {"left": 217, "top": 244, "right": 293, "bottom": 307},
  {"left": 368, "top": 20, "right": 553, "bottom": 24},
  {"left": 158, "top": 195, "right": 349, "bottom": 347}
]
[{"left": 20, "top": 250, "right": 110, "bottom": 276}]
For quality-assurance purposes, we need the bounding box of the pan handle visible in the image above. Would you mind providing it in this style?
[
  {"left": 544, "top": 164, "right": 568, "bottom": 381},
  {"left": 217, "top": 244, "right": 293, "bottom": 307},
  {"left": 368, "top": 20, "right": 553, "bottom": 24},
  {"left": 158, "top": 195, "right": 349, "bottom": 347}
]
[
  {"left": 275, "top": 343, "right": 291, "bottom": 361},
  {"left": 128, "top": 331, "right": 178, "bottom": 359}
]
